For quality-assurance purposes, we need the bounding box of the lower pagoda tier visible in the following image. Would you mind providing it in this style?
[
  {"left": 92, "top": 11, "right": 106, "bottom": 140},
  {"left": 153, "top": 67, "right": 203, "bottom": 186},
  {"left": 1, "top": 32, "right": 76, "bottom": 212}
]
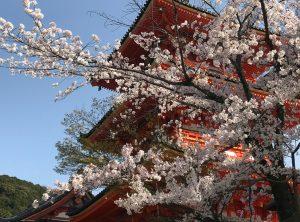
[{"left": 68, "top": 186, "right": 293, "bottom": 222}]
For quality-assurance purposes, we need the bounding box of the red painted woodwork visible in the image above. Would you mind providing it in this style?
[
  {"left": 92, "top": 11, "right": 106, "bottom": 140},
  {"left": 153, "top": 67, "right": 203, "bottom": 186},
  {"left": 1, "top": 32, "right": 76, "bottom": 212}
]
[
  {"left": 79, "top": 1, "right": 300, "bottom": 222},
  {"left": 26, "top": 191, "right": 76, "bottom": 221}
]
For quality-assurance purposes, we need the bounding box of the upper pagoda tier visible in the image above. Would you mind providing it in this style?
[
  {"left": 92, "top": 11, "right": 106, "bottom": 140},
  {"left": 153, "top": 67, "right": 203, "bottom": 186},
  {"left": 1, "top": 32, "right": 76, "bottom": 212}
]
[
  {"left": 91, "top": 0, "right": 300, "bottom": 126},
  {"left": 84, "top": 0, "right": 300, "bottom": 151},
  {"left": 92, "top": 0, "right": 269, "bottom": 89}
]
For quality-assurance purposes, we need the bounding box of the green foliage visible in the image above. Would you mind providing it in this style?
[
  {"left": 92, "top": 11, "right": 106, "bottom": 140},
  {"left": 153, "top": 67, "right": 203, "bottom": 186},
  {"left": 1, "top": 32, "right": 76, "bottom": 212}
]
[
  {"left": 0, "top": 175, "right": 46, "bottom": 218},
  {"left": 55, "top": 96, "right": 116, "bottom": 175}
]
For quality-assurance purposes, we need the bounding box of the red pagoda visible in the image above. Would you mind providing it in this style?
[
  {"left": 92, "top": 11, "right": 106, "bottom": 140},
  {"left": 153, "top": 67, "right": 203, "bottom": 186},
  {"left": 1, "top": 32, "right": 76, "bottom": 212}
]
[
  {"left": 68, "top": 0, "right": 300, "bottom": 221},
  {"left": 3, "top": 0, "right": 299, "bottom": 221}
]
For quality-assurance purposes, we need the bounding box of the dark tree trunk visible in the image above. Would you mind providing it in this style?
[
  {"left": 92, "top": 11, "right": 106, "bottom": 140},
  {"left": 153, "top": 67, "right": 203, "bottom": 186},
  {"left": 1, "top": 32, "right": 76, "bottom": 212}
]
[{"left": 268, "top": 175, "right": 300, "bottom": 221}]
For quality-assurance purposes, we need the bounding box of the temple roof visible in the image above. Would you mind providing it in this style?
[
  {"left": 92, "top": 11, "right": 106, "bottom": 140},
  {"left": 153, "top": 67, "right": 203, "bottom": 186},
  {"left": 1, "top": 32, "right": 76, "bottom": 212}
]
[
  {"left": 80, "top": 107, "right": 114, "bottom": 140},
  {"left": 68, "top": 187, "right": 136, "bottom": 222},
  {"left": 67, "top": 186, "right": 184, "bottom": 221},
  {"left": 0, "top": 191, "right": 95, "bottom": 222},
  {"left": 83, "top": 0, "right": 300, "bottom": 152},
  {"left": 67, "top": 188, "right": 110, "bottom": 217},
  {"left": 0, "top": 191, "right": 72, "bottom": 222},
  {"left": 118, "top": 0, "right": 215, "bottom": 46},
  {"left": 92, "top": 0, "right": 219, "bottom": 89},
  {"left": 93, "top": 0, "right": 269, "bottom": 91},
  {"left": 118, "top": 0, "right": 265, "bottom": 48},
  {"left": 80, "top": 98, "right": 160, "bottom": 155}
]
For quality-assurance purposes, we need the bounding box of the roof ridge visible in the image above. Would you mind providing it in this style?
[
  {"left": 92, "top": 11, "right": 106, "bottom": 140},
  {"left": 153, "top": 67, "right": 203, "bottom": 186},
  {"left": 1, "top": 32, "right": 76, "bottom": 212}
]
[
  {"left": 0, "top": 191, "right": 71, "bottom": 222},
  {"left": 119, "top": 0, "right": 216, "bottom": 46},
  {"left": 67, "top": 188, "right": 110, "bottom": 217}
]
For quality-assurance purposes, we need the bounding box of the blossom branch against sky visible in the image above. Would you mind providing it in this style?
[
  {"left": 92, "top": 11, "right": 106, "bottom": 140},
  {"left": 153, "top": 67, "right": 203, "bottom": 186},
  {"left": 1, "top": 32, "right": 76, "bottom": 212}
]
[
  {"left": 0, "top": 0, "right": 299, "bottom": 220},
  {"left": 0, "top": 0, "right": 129, "bottom": 186}
]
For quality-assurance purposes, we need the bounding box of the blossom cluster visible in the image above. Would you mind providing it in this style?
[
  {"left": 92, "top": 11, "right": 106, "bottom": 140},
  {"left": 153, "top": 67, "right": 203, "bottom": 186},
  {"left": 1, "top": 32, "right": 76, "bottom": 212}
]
[{"left": 1, "top": 0, "right": 299, "bottom": 220}]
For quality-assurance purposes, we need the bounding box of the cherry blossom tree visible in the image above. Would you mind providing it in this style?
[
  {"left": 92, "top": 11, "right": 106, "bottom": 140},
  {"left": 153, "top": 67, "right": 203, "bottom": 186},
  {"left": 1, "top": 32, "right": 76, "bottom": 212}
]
[{"left": 0, "top": 0, "right": 299, "bottom": 221}]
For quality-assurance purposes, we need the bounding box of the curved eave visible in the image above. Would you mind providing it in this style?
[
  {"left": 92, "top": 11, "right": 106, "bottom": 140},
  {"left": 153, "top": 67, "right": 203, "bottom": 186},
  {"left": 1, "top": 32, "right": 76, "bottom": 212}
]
[
  {"left": 67, "top": 188, "right": 110, "bottom": 217},
  {"left": 109, "top": 0, "right": 267, "bottom": 57},
  {"left": 118, "top": 0, "right": 216, "bottom": 54},
  {"left": 68, "top": 187, "right": 129, "bottom": 222},
  {"left": 93, "top": 0, "right": 268, "bottom": 91},
  {"left": 80, "top": 107, "right": 114, "bottom": 140},
  {"left": 0, "top": 191, "right": 73, "bottom": 222},
  {"left": 79, "top": 104, "right": 127, "bottom": 155},
  {"left": 80, "top": 97, "right": 160, "bottom": 155},
  {"left": 84, "top": 0, "right": 300, "bottom": 150},
  {"left": 92, "top": 0, "right": 217, "bottom": 90}
]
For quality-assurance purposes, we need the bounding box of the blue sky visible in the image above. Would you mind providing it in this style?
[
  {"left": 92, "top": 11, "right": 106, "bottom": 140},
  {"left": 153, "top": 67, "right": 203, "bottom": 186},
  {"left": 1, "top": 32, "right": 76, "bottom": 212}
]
[
  {"left": 0, "top": 0, "right": 129, "bottom": 186},
  {"left": 0, "top": 0, "right": 298, "bottom": 188}
]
